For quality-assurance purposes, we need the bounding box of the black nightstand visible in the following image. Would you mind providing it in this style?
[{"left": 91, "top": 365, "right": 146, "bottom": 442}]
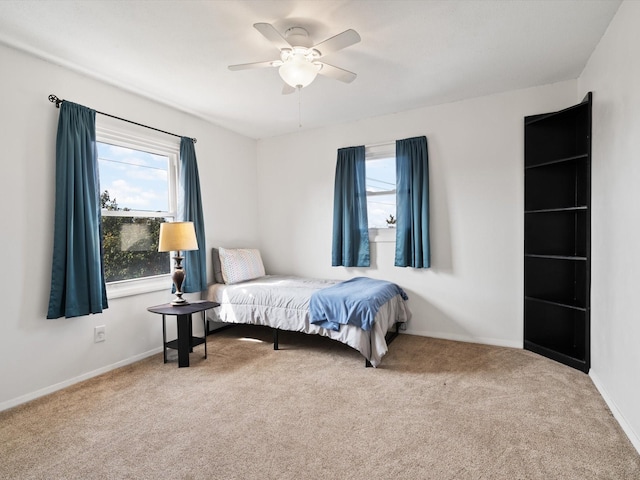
[{"left": 147, "top": 300, "right": 219, "bottom": 367}]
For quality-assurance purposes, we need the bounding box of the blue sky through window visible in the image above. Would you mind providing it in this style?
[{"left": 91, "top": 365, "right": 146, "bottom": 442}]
[{"left": 97, "top": 142, "right": 169, "bottom": 212}]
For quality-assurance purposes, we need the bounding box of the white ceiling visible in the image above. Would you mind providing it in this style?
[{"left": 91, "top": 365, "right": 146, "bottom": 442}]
[{"left": 0, "top": 0, "right": 621, "bottom": 139}]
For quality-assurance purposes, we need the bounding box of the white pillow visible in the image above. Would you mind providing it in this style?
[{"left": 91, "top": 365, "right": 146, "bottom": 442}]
[{"left": 218, "top": 248, "right": 265, "bottom": 284}]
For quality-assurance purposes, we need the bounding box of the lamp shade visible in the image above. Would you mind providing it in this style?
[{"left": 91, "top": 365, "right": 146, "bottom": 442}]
[
  {"left": 158, "top": 222, "right": 198, "bottom": 252},
  {"left": 278, "top": 55, "right": 320, "bottom": 88}
]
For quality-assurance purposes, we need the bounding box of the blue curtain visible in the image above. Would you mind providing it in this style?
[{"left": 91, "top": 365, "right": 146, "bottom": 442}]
[
  {"left": 332, "top": 146, "right": 370, "bottom": 267},
  {"left": 179, "top": 137, "right": 207, "bottom": 292},
  {"left": 395, "top": 136, "right": 430, "bottom": 268},
  {"left": 47, "top": 102, "right": 108, "bottom": 319}
]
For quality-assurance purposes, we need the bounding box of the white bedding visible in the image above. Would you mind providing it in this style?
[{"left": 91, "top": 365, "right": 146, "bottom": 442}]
[{"left": 205, "top": 275, "right": 411, "bottom": 366}]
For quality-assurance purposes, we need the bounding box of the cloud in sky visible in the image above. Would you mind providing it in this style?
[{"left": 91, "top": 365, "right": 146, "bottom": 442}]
[
  {"left": 98, "top": 142, "right": 169, "bottom": 212},
  {"left": 105, "top": 179, "right": 167, "bottom": 212}
]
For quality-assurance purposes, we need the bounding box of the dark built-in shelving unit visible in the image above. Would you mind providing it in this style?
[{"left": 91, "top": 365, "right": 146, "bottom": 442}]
[{"left": 524, "top": 93, "right": 592, "bottom": 373}]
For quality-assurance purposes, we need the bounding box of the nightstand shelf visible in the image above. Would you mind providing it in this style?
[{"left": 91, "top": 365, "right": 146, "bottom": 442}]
[{"left": 164, "top": 336, "right": 206, "bottom": 351}]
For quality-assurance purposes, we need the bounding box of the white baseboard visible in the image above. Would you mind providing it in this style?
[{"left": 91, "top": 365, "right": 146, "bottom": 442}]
[
  {"left": 404, "top": 328, "right": 522, "bottom": 349},
  {"left": 0, "top": 347, "right": 162, "bottom": 413},
  {"left": 590, "top": 371, "right": 640, "bottom": 455}
]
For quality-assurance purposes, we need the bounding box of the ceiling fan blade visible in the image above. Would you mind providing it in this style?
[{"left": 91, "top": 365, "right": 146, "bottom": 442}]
[
  {"left": 254, "top": 22, "right": 292, "bottom": 50},
  {"left": 312, "top": 29, "right": 361, "bottom": 57},
  {"left": 282, "top": 84, "right": 296, "bottom": 95},
  {"left": 228, "top": 60, "right": 279, "bottom": 71},
  {"left": 317, "top": 62, "right": 357, "bottom": 83}
]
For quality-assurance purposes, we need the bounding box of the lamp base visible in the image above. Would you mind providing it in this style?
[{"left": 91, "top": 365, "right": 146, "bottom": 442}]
[
  {"left": 170, "top": 254, "right": 189, "bottom": 306},
  {"left": 171, "top": 295, "right": 189, "bottom": 306}
]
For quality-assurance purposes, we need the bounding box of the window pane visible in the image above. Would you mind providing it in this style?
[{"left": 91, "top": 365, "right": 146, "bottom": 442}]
[
  {"left": 367, "top": 193, "right": 396, "bottom": 228},
  {"left": 366, "top": 156, "right": 396, "bottom": 228},
  {"left": 366, "top": 157, "right": 395, "bottom": 193},
  {"left": 101, "top": 216, "right": 170, "bottom": 283},
  {"left": 98, "top": 142, "right": 169, "bottom": 213}
]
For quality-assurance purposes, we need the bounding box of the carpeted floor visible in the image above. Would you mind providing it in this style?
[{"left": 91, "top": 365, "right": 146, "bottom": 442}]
[{"left": 1, "top": 325, "right": 639, "bottom": 480}]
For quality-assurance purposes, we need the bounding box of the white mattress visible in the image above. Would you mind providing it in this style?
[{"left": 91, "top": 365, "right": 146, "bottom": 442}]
[{"left": 205, "top": 275, "right": 411, "bottom": 366}]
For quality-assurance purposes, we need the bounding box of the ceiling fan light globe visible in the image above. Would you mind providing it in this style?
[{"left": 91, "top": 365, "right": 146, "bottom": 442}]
[{"left": 278, "top": 56, "right": 320, "bottom": 88}]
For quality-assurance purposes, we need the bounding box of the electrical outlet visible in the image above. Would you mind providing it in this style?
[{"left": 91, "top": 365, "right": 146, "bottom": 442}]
[{"left": 94, "top": 325, "right": 106, "bottom": 343}]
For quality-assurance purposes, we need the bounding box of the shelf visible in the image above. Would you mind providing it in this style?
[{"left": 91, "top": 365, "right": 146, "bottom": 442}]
[
  {"left": 525, "top": 254, "right": 587, "bottom": 261},
  {"left": 524, "top": 340, "right": 589, "bottom": 373},
  {"left": 525, "top": 206, "right": 587, "bottom": 214},
  {"left": 525, "top": 296, "right": 586, "bottom": 312},
  {"left": 165, "top": 336, "right": 206, "bottom": 351},
  {"left": 524, "top": 97, "right": 591, "bottom": 126},
  {"left": 524, "top": 153, "right": 589, "bottom": 169}
]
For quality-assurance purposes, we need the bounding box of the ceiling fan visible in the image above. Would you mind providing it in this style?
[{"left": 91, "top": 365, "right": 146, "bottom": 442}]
[{"left": 228, "top": 22, "right": 361, "bottom": 94}]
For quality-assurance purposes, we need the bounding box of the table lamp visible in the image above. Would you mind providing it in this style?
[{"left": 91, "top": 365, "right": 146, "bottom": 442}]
[{"left": 158, "top": 221, "right": 198, "bottom": 305}]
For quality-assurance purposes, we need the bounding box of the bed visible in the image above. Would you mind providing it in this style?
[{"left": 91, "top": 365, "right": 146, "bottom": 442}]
[{"left": 204, "top": 248, "right": 411, "bottom": 367}]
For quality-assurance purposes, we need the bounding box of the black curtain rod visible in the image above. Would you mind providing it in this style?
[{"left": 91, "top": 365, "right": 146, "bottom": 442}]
[{"left": 48, "top": 94, "right": 196, "bottom": 143}]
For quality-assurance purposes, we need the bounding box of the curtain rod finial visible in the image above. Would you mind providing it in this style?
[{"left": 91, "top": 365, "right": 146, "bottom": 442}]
[{"left": 48, "top": 94, "right": 62, "bottom": 108}]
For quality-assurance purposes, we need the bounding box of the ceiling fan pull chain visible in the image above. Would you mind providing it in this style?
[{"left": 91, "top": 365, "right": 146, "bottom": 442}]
[{"left": 298, "top": 86, "right": 302, "bottom": 128}]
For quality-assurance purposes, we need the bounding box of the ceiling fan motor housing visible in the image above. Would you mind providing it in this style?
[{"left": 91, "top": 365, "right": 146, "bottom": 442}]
[{"left": 284, "top": 27, "right": 313, "bottom": 48}]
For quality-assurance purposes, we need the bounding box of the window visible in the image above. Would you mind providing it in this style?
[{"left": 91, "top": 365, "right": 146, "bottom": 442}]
[
  {"left": 96, "top": 122, "right": 179, "bottom": 297},
  {"left": 365, "top": 143, "right": 396, "bottom": 229}
]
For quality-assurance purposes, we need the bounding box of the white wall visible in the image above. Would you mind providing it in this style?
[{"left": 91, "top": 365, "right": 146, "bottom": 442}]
[
  {"left": 0, "top": 43, "right": 259, "bottom": 410},
  {"left": 256, "top": 80, "right": 577, "bottom": 348},
  {"left": 578, "top": 0, "right": 640, "bottom": 452}
]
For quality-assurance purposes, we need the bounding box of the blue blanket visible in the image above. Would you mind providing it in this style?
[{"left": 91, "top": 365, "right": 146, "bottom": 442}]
[{"left": 309, "top": 277, "right": 408, "bottom": 332}]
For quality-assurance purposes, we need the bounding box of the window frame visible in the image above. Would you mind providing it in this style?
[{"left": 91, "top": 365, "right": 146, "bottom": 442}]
[
  {"left": 96, "top": 119, "right": 180, "bottom": 299},
  {"left": 365, "top": 142, "right": 396, "bottom": 242}
]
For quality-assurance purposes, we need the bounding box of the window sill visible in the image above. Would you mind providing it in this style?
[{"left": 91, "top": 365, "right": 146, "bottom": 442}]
[
  {"left": 106, "top": 274, "right": 171, "bottom": 299},
  {"left": 369, "top": 227, "right": 396, "bottom": 243}
]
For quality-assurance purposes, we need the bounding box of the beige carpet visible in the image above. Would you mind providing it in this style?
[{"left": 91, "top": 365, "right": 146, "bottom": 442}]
[{"left": 1, "top": 325, "right": 639, "bottom": 480}]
